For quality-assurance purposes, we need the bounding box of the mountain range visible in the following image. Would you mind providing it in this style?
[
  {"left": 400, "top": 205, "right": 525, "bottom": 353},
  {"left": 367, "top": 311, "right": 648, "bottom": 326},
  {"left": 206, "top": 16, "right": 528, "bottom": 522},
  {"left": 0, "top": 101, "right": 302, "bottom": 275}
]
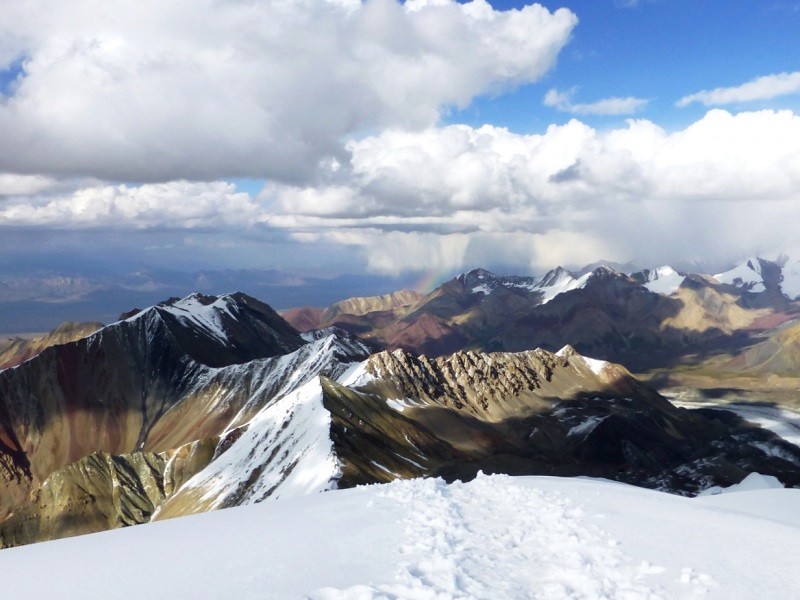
[
  {"left": 2, "top": 273, "right": 800, "bottom": 548},
  {"left": 283, "top": 256, "right": 800, "bottom": 377}
]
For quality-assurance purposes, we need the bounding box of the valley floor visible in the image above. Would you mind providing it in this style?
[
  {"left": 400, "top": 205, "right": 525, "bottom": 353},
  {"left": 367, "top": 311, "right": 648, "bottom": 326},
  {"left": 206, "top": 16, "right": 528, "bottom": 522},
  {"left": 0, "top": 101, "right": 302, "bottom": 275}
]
[{"left": 0, "top": 473, "right": 797, "bottom": 599}]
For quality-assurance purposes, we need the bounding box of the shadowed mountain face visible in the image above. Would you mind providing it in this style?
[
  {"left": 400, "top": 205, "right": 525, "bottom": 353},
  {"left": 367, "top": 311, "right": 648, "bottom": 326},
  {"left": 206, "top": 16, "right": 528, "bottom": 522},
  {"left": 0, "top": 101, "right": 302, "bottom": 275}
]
[
  {"left": 1, "top": 290, "right": 799, "bottom": 549},
  {"left": 285, "top": 266, "right": 799, "bottom": 371}
]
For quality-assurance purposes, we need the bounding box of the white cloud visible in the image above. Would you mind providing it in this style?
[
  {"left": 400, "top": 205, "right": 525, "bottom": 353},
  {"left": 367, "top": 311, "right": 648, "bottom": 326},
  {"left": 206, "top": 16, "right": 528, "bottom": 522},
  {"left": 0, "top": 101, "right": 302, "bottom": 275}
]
[
  {"left": 0, "top": 0, "right": 576, "bottom": 182},
  {"left": 0, "top": 173, "right": 57, "bottom": 196},
  {"left": 3, "top": 108, "right": 800, "bottom": 277},
  {"left": 0, "top": 181, "right": 261, "bottom": 229},
  {"left": 544, "top": 88, "right": 648, "bottom": 115},
  {"left": 677, "top": 71, "right": 800, "bottom": 107},
  {"left": 321, "top": 229, "right": 471, "bottom": 275},
  {"left": 265, "top": 109, "right": 800, "bottom": 274}
]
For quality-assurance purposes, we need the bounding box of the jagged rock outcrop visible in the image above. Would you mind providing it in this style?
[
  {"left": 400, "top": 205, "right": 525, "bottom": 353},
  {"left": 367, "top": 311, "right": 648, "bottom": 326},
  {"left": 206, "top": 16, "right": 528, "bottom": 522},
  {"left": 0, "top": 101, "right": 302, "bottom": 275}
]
[{"left": 364, "top": 347, "right": 622, "bottom": 417}]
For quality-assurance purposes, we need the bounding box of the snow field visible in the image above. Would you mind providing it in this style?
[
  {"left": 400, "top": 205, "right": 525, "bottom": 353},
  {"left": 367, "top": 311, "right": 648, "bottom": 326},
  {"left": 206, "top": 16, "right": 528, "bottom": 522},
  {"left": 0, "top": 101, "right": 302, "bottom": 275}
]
[
  {"left": 312, "top": 474, "right": 667, "bottom": 599},
  {"left": 1, "top": 475, "right": 799, "bottom": 599}
]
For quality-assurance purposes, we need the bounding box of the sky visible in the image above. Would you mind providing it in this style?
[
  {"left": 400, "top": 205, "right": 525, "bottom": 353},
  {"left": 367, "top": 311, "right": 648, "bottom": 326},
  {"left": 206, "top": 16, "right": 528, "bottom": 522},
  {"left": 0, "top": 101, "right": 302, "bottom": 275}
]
[{"left": 1, "top": 0, "right": 800, "bottom": 308}]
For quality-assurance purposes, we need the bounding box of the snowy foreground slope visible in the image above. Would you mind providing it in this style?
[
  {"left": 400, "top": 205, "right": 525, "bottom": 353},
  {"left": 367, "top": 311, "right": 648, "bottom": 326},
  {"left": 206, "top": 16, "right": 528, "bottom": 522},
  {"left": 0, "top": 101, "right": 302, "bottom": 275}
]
[{"left": 1, "top": 474, "right": 798, "bottom": 599}]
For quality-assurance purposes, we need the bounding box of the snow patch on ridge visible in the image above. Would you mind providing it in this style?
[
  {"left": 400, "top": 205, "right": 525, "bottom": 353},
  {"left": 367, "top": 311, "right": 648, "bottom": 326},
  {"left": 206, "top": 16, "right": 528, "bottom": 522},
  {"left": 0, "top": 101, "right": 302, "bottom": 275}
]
[
  {"left": 176, "top": 377, "right": 340, "bottom": 510},
  {"left": 581, "top": 355, "right": 608, "bottom": 376},
  {"left": 5, "top": 475, "right": 800, "bottom": 598},
  {"left": 556, "top": 345, "right": 609, "bottom": 376},
  {"left": 385, "top": 397, "right": 424, "bottom": 412},
  {"left": 338, "top": 360, "right": 374, "bottom": 388},
  {"left": 567, "top": 415, "right": 608, "bottom": 438},
  {"left": 155, "top": 332, "right": 371, "bottom": 512}
]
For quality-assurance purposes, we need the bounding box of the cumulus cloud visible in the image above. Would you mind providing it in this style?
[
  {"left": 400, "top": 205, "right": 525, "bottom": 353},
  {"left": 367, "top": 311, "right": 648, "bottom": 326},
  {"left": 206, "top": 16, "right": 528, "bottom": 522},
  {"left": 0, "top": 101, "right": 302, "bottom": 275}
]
[
  {"left": 265, "top": 109, "right": 800, "bottom": 274},
  {"left": 677, "top": 71, "right": 800, "bottom": 107},
  {"left": 0, "top": 0, "right": 576, "bottom": 182},
  {"left": 3, "top": 108, "right": 800, "bottom": 276},
  {"left": 544, "top": 88, "right": 648, "bottom": 115},
  {"left": 0, "top": 181, "right": 261, "bottom": 229}
]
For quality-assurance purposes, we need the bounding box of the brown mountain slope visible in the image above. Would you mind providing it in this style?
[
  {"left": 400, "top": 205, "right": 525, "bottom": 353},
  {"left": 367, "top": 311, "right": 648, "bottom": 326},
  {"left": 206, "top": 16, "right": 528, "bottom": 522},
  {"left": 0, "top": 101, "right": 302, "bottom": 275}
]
[
  {"left": 0, "top": 438, "right": 217, "bottom": 547},
  {"left": 720, "top": 319, "right": 800, "bottom": 375},
  {"left": 661, "top": 275, "right": 769, "bottom": 334},
  {"left": 280, "top": 306, "right": 324, "bottom": 331},
  {"left": 0, "top": 321, "right": 103, "bottom": 370},
  {"left": 287, "top": 267, "right": 786, "bottom": 371},
  {"left": 0, "top": 293, "right": 309, "bottom": 520},
  {"left": 322, "top": 289, "right": 423, "bottom": 320}
]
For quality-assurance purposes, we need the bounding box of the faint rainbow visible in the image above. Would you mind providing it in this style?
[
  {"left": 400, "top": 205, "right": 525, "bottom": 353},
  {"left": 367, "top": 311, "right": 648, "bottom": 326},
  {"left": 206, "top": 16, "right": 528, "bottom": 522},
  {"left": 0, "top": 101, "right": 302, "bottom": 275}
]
[{"left": 411, "top": 268, "right": 452, "bottom": 294}]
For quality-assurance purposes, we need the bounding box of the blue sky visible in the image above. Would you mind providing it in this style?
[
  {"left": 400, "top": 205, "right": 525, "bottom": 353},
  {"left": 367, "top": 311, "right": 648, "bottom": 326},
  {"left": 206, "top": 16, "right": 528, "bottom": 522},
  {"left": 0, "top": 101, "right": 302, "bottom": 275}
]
[
  {"left": 0, "top": 0, "right": 800, "bottom": 319},
  {"left": 452, "top": 1, "right": 800, "bottom": 131}
]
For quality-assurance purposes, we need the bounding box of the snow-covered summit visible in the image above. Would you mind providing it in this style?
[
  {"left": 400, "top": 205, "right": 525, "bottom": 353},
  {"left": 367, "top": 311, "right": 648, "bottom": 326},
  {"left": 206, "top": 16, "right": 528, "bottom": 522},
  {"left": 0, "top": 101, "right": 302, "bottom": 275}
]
[
  {"left": 457, "top": 267, "right": 592, "bottom": 305},
  {"left": 458, "top": 256, "right": 800, "bottom": 304},
  {"left": 714, "top": 257, "right": 767, "bottom": 293},
  {"left": 530, "top": 267, "right": 593, "bottom": 304},
  {"left": 633, "top": 266, "right": 685, "bottom": 296},
  {"left": 151, "top": 292, "right": 244, "bottom": 343},
  {"left": 117, "top": 291, "right": 307, "bottom": 367},
  {"left": 776, "top": 254, "right": 800, "bottom": 300}
]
